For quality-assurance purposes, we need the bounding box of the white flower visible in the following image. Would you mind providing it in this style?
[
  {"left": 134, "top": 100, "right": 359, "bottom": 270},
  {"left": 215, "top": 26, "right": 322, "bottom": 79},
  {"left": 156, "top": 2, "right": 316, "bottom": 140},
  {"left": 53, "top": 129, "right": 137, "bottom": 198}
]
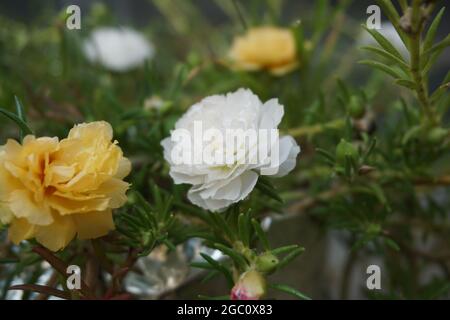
[
  {"left": 358, "top": 22, "right": 409, "bottom": 59},
  {"left": 161, "top": 88, "right": 300, "bottom": 212},
  {"left": 83, "top": 27, "right": 154, "bottom": 72},
  {"left": 144, "top": 95, "right": 165, "bottom": 111}
]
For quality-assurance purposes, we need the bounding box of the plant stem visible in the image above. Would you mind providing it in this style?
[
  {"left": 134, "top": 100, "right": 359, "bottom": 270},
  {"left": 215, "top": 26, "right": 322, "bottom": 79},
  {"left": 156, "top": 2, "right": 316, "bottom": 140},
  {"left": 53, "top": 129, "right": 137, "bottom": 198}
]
[
  {"left": 408, "top": 0, "right": 437, "bottom": 126},
  {"left": 340, "top": 248, "right": 358, "bottom": 299},
  {"left": 288, "top": 118, "right": 346, "bottom": 138},
  {"left": 232, "top": 0, "right": 247, "bottom": 31}
]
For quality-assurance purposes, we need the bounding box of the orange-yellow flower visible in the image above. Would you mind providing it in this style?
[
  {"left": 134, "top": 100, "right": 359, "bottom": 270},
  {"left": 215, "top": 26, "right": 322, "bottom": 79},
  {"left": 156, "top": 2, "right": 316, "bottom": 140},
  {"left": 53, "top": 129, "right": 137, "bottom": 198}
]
[
  {"left": 229, "top": 26, "right": 298, "bottom": 76},
  {"left": 0, "top": 121, "right": 131, "bottom": 251}
]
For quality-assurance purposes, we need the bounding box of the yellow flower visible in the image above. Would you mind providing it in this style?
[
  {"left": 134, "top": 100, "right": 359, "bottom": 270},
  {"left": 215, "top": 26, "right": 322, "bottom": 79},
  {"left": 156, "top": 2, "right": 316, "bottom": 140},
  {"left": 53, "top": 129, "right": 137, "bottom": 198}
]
[
  {"left": 229, "top": 26, "right": 298, "bottom": 76},
  {"left": 0, "top": 121, "right": 131, "bottom": 251}
]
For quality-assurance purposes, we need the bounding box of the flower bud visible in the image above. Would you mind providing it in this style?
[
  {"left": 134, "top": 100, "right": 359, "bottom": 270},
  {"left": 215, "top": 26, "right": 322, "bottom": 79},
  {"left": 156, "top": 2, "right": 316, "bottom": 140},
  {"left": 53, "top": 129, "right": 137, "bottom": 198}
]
[
  {"left": 348, "top": 95, "right": 365, "bottom": 119},
  {"left": 256, "top": 252, "right": 279, "bottom": 274},
  {"left": 427, "top": 127, "right": 448, "bottom": 145},
  {"left": 335, "top": 139, "right": 358, "bottom": 165},
  {"left": 230, "top": 270, "right": 267, "bottom": 300}
]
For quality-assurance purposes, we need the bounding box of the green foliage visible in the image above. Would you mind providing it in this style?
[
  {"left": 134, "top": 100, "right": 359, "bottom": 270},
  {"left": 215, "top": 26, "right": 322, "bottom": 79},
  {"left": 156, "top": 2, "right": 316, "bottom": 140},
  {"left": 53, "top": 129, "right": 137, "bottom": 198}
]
[{"left": 115, "top": 186, "right": 177, "bottom": 257}]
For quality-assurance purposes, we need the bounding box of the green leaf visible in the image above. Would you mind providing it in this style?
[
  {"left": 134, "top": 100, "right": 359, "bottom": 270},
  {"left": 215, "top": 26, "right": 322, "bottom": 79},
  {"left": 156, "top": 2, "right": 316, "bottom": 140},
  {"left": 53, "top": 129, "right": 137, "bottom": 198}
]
[
  {"left": 398, "top": 0, "right": 408, "bottom": 11},
  {"left": 422, "top": 35, "right": 450, "bottom": 75},
  {"left": 422, "top": 281, "right": 450, "bottom": 300},
  {"left": 376, "top": 0, "right": 401, "bottom": 21},
  {"left": 277, "top": 247, "right": 304, "bottom": 270},
  {"left": 0, "top": 258, "right": 19, "bottom": 264},
  {"left": 269, "top": 283, "right": 311, "bottom": 300},
  {"left": 190, "top": 262, "right": 215, "bottom": 270},
  {"left": 0, "top": 108, "right": 33, "bottom": 137},
  {"left": 312, "top": 0, "right": 329, "bottom": 45},
  {"left": 14, "top": 96, "right": 27, "bottom": 123},
  {"left": 336, "top": 78, "right": 351, "bottom": 101},
  {"left": 201, "top": 270, "right": 221, "bottom": 283},
  {"left": 375, "top": 0, "right": 407, "bottom": 44},
  {"left": 315, "top": 148, "right": 336, "bottom": 164},
  {"left": 384, "top": 237, "right": 400, "bottom": 251},
  {"left": 271, "top": 244, "right": 304, "bottom": 256},
  {"left": 424, "top": 34, "right": 450, "bottom": 57},
  {"left": 362, "top": 138, "right": 377, "bottom": 163},
  {"left": 362, "top": 25, "right": 404, "bottom": 61},
  {"left": 423, "top": 7, "right": 445, "bottom": 54},
  {"left": 212, "top": 243, "right": 248, "bottom": 270},
  {"left": 151, "top": 183, "right": 163, "bottom": 212},
  {"left": 368, "top": 183, "right": 390, "bottom": 210},
  {"left": 291, "top": 20, "right": 305, "bottom": 63},
  {"left": 162, "top": 238, "right": 176, "bottom": 251},
  {"left": 169, "top": 64, "right": 188, "bottom": 99},
  {"left": 251, "top": 218, "right": 270, "bottom": 250},
  {"left": 402, "top": 125, "right": 422, "bottom": 145},
  {"left": 255, "top": 176, "right": 283, "bottom": 203},
  {"left": 200, "top": 253, "right": 234, "bottom": 287},
  {"left": 238, "top": 213, "right": 250, "bottom": 247},
  {"left": 211, "top": 212, "right": 236, "bottom": 241},
  {"left": 360, "top": 46, "right": 409, "bottom": 72},
  {"left": 430, "top": 81, "right": 450, "bottom": 104},
  {"left": 395, "top": 79, "right": 417, "bottom": 90},
  {"left": 359, "top": 60, "right": 403, "bottom": 79},
  {"left": 174, "top": 201, "right": 211, "bottom": 224},
  {"left": 231, "top": 0, "right": 247, "bottom": 30},
  {"left": 352, "top": 233, "right": 375, "bottom": 251}
]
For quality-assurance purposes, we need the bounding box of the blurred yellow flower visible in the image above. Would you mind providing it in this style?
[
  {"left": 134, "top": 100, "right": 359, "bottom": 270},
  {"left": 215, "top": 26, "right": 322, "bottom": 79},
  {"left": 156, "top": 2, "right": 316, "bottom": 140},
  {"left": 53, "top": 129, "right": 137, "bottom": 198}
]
[
  {"left": 229, "top": 26, "right": 298, "bottom": 76},
  {"left": 0, "top": 121, "right": 131, "bottom": 251}
]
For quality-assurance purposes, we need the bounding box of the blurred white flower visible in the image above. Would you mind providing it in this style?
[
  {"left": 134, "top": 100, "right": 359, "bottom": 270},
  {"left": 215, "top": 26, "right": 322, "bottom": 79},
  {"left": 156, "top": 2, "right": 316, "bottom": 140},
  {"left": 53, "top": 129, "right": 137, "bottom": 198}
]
[
  {"left": 144, "top": 95, "right": 165, "bottom": 111},
  {"left": 83, "top": 27, "right": 154, "bottom": 72},
  {"left": 358, "top": 22, "right": 409, "bottom": 59},
  {"left": 161, "top": 88, "right": 300, "bottom": 212}
]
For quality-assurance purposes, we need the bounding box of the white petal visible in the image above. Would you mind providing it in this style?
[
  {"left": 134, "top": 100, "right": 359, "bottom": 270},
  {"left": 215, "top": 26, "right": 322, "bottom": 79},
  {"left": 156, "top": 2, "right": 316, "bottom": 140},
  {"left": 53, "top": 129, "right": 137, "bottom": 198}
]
[
  {"left": 259, "top": 98, "right": 284, "bottom": 130},
  {"left": 187, "top": 189, "right": 232, "bottom": 212},
  {"left": 237, "top": 170, "right": 259, "bottom": 200},
  {"left": 214, "top": 176, "right": 242, "bottom": 201},
  {"left": 169, "top": 170, "right": 204, "bottom": 185},
  {"left": 83, "top": 27, "right": 154, "bottom": 72},
  {"left": 272, "top": 136, "right": 300, "bottom": 177}
]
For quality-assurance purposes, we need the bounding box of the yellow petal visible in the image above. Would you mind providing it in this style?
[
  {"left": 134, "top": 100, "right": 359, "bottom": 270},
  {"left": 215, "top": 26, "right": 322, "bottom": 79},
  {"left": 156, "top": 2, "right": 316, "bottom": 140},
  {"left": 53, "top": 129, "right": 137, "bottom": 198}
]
[
  {"left": 97, "top": 178, "right": 130, "bottom": 208},
  {"left": 68, "top": 121, "right": 113, "bottom": 141},
  {"left": 3, "top": 139, "right": 24, "bottom": 163},
  {"left": 0, "top": 204, "right": 14, "bottom": 224},
  {"left": 269, "top": 61, "right": 299, "bottom": 76},
  {"left": 115, "top": 157, "right": 132, "bottom": 180},
  {"left": 73, "top": 209, "right": 114, "bottom": 240},
  {"left": 8, "top": 218, "right": 36, "bottom": 244},
  {"left": 229, "top": 26, "right": 298, "bottom": 75},
  {"left": 48, "top": 192, "right": 110, "bottom": 215},
  {"left": 44, "top": 164, "right": 76, "bottom": 186},
  {"left": 34, "top": 214, "right": 76, "bottom": 251},
  {"left": 0, "top": 159, "right": 22, "bottom": 203},
  {"left": 9, "top": 189, "right": 53, "bottom": 225}
]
